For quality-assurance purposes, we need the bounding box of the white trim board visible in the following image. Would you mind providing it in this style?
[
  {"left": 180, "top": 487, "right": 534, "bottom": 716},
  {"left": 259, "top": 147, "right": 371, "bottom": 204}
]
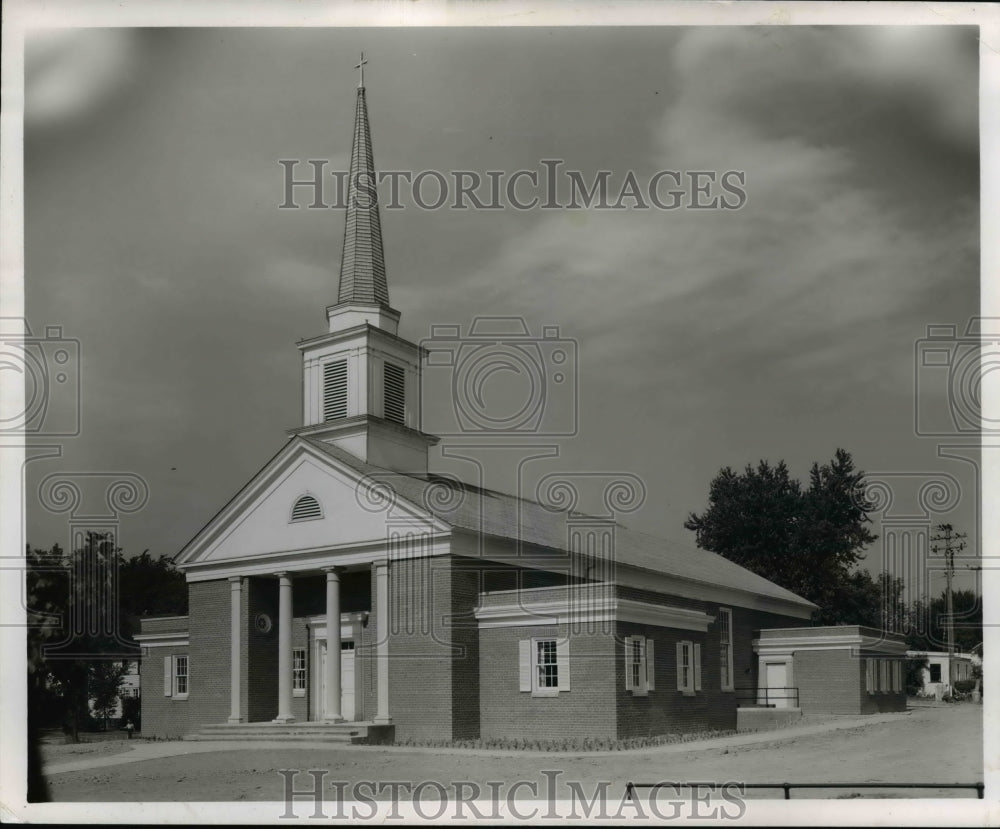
[{"left": 474, "top": 594, "right": 715, "bottom": 631}]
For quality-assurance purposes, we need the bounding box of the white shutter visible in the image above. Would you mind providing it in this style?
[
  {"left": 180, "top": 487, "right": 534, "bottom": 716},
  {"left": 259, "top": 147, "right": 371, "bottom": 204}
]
[
  {"left": 645, "top": 638, "right": 655, "bottom": 691},
  {"left": 624, "top": 637, "right": 635, "bottom": 692},
  {"left": 518, "top": 640, "right": 531, "bottom": 692},
  {"left": 694, "top": 643, "right": 702, "bottom": 691},
  {"left": 557, "top": 638, "right": 570, "bottom": 691},
  {"left": 163, "top": 655, "right": 173, "bottom": 697},
  {"left": 676, "top": 641, "right": 684, "bottom": 690}
]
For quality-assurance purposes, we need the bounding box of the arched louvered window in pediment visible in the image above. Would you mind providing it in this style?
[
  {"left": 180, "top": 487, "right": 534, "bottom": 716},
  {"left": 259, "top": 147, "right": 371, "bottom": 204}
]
[{"left": 290, "top": 494, "right": 323, "bottom": 522}]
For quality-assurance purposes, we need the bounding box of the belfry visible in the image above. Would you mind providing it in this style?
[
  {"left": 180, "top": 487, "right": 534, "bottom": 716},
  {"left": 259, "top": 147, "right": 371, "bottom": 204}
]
[{"left": 292, "top": 55, "right": 438, "bottom": 474}]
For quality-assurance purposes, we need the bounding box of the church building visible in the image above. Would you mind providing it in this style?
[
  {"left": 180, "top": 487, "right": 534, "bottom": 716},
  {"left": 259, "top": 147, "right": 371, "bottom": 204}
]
[{"left": 135, "top": 67, "right": 905, "bottom": 744}]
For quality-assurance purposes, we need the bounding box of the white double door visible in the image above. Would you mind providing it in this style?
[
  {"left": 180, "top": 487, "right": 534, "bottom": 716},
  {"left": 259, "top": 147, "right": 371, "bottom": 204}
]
[{"left": 312, "top": 639, "right": 355, "bottom": 721}]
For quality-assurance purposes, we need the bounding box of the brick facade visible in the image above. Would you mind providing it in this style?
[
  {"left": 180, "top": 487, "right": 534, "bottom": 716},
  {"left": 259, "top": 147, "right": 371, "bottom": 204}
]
[{"left": 141, "top": 559, "right": 899, "bottom": 742}]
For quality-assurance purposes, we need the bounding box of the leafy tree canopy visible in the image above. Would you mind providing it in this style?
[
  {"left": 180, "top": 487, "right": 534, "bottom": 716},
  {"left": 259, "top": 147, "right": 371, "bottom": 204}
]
[{"left": 685, "top": 448, "right": 879, "bottom": 624}]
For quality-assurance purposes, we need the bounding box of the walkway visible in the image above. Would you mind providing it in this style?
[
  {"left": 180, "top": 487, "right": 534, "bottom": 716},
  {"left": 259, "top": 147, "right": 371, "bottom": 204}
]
[{"left": 44, "top": 710, "right": 913, "bottom": 776}]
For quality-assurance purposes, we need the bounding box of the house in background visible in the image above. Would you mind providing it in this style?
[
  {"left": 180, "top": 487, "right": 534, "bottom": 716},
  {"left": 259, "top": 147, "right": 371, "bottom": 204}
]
[
  {"left": 87, "top": 660, "right": 140, "bottom": 726},
  {"left": 135, "top": 70, "right": 906, "bottom": 744},
  {"left": 907, "top": 650, "right": 975, "bottom": 698}
]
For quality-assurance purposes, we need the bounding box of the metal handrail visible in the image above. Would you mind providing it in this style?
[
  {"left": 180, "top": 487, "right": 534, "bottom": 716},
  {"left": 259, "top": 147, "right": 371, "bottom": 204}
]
[
  {"left": 734, "top": 685, "right": 799, "bottom": 708},
  {"left": 626, "top": 781, "right": 984, "bottom": 800}
]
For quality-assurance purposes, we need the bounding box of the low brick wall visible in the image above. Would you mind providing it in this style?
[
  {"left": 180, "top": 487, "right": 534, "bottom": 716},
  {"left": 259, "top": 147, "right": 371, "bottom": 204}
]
[{"left": 736, "top": 706, "right": 802, "bottom": 733}]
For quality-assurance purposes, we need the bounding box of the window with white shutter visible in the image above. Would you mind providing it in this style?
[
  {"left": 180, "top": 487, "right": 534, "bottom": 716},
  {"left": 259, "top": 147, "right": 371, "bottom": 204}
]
[
  {"left": 676, "top": 640, "right": 696, "bottom": 694},
  {"left": 625, "top": 636, "right": 654, "bottom": 695},
  {"left": 323, "top": 360, "right": 348, "bottom": 421},
  {"left": 174, "top": 655, "right": 189, "bottom": 698},
  {"left": 519, "top": 638, "right": 569, "bottom": 697},
  {"left": 383, "top": 363, "right": 405, "bottom": 425},
  {"left": 163, "top": 655, "right": 172, "bottom": 697},
  {"left": 866, "top": 658, "right": 875, "bottom": 695}
]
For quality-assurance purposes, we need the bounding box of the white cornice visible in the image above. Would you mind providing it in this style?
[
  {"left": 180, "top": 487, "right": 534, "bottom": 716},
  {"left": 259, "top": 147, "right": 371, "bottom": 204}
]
[
  {"left": 754, "top": 633, "right": 908, "bottom": 655},
  {"left": 474, "top": 590, "right": 715, "bottom": 631},
  {"left": 134, "top": 632, "right": 189, "bottom": 648},
  {"left": 182, "top": 536, "right": 452, "bottom": 582}
]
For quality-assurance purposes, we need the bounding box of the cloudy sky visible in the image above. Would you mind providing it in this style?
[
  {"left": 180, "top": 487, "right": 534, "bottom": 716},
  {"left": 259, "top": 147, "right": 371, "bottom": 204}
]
[{"left": 21, "top": 23, "right": 982, "bottom": 596}]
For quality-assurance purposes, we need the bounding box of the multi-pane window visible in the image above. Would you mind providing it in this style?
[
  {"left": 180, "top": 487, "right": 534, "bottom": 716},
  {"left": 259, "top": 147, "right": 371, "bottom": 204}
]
[
  {"left": 174, "top": 656, "right": 188, "bottom": 697},
  {"left": 292, "top": 648, "right": 307, "bottom": 696},
  {"left": 929, "top": 663, "right": 942, "bottom": 683},
  {"left": 718, "top": 608, "right": 734, "bottom": 691},
  {"left": 518, "top": 638, "right": 569, "bottom": 696},
  {"left": 323, "top": 360, "right": 348, "bottom": 421},
  {"left": 536, "top": 639, "right": 558, "bottom": 689},
  {"left": 676, "top": 640, "right": 701, "bottom": 694},
  {"left": 624, "top": 636, "right": 654, "bottom": 695},
  {"left": 383, "top": 363, "right": 405, "bottom": 425},
  {"left": 630, "top": 639, "right": 644, "bottom": 690}
]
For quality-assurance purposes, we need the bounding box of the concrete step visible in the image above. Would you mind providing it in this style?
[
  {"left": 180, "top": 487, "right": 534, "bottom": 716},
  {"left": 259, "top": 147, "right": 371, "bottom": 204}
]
[
  {"left": 184, "top": 732, "right": 355, "bottom": 743},
  {"left": 184, "top": 721, "right": 394, "bottom": 746}
]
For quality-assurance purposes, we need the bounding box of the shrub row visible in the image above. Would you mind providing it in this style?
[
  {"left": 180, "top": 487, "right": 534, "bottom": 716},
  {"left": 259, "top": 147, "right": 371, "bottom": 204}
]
[{"left": 392, "top": 729, "right": 738, "bottom": 752}]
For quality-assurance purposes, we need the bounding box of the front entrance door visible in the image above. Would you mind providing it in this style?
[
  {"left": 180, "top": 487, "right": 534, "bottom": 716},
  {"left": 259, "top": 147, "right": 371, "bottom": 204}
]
[
  {"left": 763, "top": 661, "right": 790, "bottom": 708},
  {"left": 314, "top": 640, "right": 356, "bottom": 721}
]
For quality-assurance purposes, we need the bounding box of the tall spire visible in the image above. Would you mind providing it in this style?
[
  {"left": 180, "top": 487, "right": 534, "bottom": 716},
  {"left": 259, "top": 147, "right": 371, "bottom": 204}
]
[{"left": 337, "top": 56, "right": 389, "bottom": 307}]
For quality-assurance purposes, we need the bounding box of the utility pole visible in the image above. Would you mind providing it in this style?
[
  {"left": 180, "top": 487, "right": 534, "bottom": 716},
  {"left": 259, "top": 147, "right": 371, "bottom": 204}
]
[{"left": 930, "top": 523, "right": 967, "bottom": 689}]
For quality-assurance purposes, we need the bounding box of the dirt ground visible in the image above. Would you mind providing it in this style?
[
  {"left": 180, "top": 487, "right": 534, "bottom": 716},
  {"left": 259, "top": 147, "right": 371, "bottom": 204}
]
[{"left": 42, "top": 703, "right": 983, "bottom": 804}]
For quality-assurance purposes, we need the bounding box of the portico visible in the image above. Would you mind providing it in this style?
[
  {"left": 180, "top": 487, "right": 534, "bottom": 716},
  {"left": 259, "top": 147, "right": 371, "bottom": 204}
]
[{"left": 219, "top": 559, "right": 392, "bottom": 726}]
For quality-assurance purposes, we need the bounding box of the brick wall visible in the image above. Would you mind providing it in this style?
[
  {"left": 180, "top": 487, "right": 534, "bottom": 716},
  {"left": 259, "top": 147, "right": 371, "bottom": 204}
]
[
  {"left": 615, "top": 621, "right": 731, "bottom": 738},
  {"left": 450, "top": 560, "right": 482, "bottom": 740},
  {"left": 386, "top": 554, "right": 460, "bottom": 741},
  {"left": 139, "top": 643, "right": 191, "bottom": 737},
  {"left": 246, "top": 577, "right": 278, "bottom": 722},
  {"left": 187, "top": 579, "right": 233, "bottom": 730},
  {"left": 479, "top": 623, "right": 618, "bottom": 741},
  {"left": 794, "top": 648, "right": 864, "bottom": 714}
]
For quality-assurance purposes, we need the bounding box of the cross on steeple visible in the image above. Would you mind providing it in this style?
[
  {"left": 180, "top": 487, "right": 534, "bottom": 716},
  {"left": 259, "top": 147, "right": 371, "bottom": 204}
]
[{"left": 355, "top": 52, "right": 368, "bottom": 88}]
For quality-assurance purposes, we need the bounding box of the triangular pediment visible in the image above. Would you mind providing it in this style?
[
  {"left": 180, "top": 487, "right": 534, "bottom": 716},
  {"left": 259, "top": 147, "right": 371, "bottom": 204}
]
[{"left": 174, "top": 438, "right": 448, "bottom": 569}]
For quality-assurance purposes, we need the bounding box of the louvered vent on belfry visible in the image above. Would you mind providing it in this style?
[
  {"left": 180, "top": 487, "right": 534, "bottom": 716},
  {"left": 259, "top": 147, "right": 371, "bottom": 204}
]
[
  {"left": 291, "top": 494, "right": 323, "bottom": 522},
  {"left": 323, "top": 360, "right": 348, "bottom": 421},
  {"left": 383, "top": 362, "right": 405, "bottom": 425}
]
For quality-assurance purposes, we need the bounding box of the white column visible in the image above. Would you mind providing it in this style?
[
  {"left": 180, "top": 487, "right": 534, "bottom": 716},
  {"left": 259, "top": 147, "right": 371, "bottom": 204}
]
[
  {"left": 323, "top": 567, "right": 344, "bottom": 722},
  {"left": 373, "top": 560, "right": 391, "bottom": 724},
  {"left": 228, "top": 576, "right": 243, "bottom": 723},
  {"left": 273, "top": 572, "right": 295, "bottom": 723}
]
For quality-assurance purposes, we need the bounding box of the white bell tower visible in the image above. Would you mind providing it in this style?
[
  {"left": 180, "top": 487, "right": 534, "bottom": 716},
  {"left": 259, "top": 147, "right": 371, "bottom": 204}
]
[{"left": 290, "top": 58, "right": 438, "bottom": 474}]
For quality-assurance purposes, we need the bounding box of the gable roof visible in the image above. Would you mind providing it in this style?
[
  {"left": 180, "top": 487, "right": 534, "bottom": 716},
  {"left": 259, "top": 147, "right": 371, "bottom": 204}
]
[{"left": 304, "top": 438, "right": 817, "bottom": 611}]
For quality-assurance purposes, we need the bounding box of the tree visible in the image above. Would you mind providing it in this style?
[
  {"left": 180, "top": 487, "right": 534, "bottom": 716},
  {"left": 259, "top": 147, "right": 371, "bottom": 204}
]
[
  {"left": 89, "top": 661, "right": 129, "bottom": 730},
  {"left": 685, "top": 449, "right": 880, "bottom": 624},
  {"left": 907, "top": 589, "right": 982, "bottom": 654},
  {"left": 26, "top": 534, "right": 187, "bottom": 743}
]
